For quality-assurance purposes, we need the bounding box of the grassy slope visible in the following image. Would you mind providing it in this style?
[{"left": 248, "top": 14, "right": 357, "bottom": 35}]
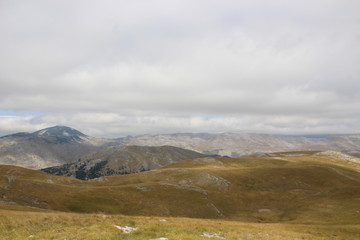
[{"left": 1, "top": 152, "right": 360, "bottom": 223}]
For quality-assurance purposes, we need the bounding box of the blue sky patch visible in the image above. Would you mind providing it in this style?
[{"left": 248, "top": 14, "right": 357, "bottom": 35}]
[{"left": 0, "top": 110, "right": 43, "bottom": 117}]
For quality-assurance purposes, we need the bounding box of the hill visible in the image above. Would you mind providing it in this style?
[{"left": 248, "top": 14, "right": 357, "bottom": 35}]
[
  {"left": 1, "top": 151, "right": 359, "bottom": 224},
  {"left": 0, "top": 126, "right": 119, "bottom": 169},
  {"left": 41, "top": 145, "right": 206, "bottom": 180}
]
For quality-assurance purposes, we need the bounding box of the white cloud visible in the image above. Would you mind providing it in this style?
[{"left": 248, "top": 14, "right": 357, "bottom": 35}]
[
  {"left": 0, "top": 115, "right": 48, "bottom": 135},
  {"left": 0, "top": 0, "right": 360, "bottom": 136}
]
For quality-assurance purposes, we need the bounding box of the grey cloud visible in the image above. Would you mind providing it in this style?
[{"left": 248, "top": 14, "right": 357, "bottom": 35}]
[{"left": 1, "top": 0, "right": 360, "bottom": 136}]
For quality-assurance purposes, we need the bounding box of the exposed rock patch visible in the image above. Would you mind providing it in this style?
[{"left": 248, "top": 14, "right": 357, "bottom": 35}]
[
  {"left": 202, "top": 232, "right": 225, "bottom": 239},
  {"left": 316, "top": 151, "right": 360, "bottom": 164},
  {"left": 114, "top": 225, "right": 138, "bottom": 233}
]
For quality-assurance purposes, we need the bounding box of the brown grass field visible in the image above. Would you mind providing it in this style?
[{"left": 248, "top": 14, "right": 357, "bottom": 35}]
[
  {"left": 1, "top": 207, "right": 359, "bottom": 240},
  {"left": 1, "top": 151, "right": 360, "bottom": 239}
]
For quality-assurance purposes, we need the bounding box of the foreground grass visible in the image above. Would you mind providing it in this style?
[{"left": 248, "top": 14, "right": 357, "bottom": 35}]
[{"left": 0, "top": 208, "right": 359, "bottom": 240}]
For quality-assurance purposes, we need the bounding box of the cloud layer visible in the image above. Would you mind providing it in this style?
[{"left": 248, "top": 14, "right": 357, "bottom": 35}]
[{"left": 1, "top": 0, "right": 360, "bottom": 137}]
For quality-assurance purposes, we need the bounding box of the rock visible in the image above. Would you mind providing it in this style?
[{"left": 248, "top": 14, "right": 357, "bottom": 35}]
[
  {"left": 316, "top": 151, "right": 360, "bottom": 164},
  {"left": 114, "top": 225, "right": 138, "bottom": 233},
  {"left": 201, "top": 232, "right": 225, "bottom": 239}
]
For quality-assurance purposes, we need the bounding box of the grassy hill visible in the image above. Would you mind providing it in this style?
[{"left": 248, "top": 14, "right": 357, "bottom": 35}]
[{"left": 1, "top": 151, "right": 359, "bottom": 225}]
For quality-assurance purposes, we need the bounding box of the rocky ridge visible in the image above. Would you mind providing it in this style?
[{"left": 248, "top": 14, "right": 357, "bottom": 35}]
[{"left": 42, "top": 145, "right": 206, "bottom": 180}]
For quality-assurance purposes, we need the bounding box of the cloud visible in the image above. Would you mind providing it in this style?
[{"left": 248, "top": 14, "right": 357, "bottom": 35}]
[
  {"left": 0, "top": 0, "right": 360, "bottom": 136},
  {"left": 1, "top": 112, "right": 360, "bottom": 138}
]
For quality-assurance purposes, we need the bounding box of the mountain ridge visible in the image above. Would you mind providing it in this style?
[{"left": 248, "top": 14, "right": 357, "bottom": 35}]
[
  {"left": 41, "top": 145, "right": 207, "bottom": 180},
  {"left": 2, "top": 125, "right": 360, "bottom": 170},
  {"left": 123, "top": 132, "right": 360, "bottom": 157}
]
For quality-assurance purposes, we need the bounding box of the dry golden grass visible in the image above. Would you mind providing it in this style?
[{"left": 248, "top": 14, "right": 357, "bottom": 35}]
[{"left": 1, "top": 208, "right": 359, "bottom": 240}]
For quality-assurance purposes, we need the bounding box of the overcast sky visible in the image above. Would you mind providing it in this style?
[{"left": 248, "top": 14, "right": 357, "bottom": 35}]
[{"left": 1, "top": 0, "right": 360, "bottom": 137}]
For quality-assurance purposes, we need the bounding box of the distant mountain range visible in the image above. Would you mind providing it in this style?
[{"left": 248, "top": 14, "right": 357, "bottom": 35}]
[
  {"left": 123, "top": 132, "right": 360, "bottom": 157},
  {"left": 1, "top": 126, "right": 360, "bottom": 176},
  {"left": 42, "top": 145, "right": 206, "bottom": 180}
]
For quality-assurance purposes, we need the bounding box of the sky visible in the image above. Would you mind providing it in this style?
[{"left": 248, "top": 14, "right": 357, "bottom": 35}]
[{"left": 1, "top": 0, "right": 360, "bottom": 138}]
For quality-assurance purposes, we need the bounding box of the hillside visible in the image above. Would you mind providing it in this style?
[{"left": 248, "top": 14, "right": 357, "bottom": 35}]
[
  {"left": 41, "top": 145, "right": 206, "bottom": 180},
  {"left": 0, "top": 126, "right": 119, "bottom": 169},
  {"left": 1, "top": 151, "right": 359, "bottom": 224}
]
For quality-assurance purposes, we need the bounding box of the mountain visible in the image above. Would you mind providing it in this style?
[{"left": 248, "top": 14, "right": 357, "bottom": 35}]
[
  {"left": 123, "top": 133, "right": 360, "bottom": 157},
  {"left": 2, "top": 126, "right": 360, "bottom": 170},
  {"left": 32, "top": 125, "right": 87, "bottom": 142},
  {"left": 42, "top": 145, "right": 207, "bottom": 180},
  {"left": 1, "top": 151, "right": 359, "bottom": 224},
  {"left": 0, "top": 126, "right": 119, "bottom": 169}
]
